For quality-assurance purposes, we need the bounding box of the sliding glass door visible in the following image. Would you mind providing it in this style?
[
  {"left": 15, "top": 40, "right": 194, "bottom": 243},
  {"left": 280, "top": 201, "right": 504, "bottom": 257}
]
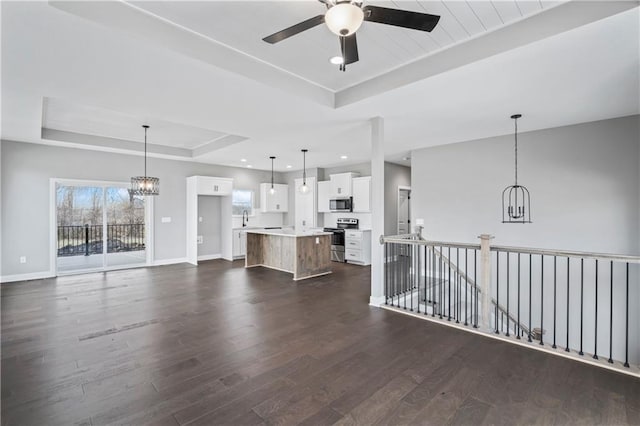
[{"left": 55, "top": 181, "right": 149, "bottom": 274}]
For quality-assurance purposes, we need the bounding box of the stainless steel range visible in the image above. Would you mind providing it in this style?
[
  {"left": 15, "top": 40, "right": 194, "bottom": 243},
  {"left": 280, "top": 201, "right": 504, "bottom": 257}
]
[{"left": 323, "top": 218, "right": 359, "bottom": 263}]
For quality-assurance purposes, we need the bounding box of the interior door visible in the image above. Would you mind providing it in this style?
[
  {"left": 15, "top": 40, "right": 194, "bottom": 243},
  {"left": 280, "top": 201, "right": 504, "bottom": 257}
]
[{"left": 398, "top": 188, "right": 411, "bottom": 234}]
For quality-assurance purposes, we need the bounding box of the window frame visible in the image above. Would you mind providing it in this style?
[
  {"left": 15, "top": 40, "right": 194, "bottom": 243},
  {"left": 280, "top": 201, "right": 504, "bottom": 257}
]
[{"left": 231, "top": 189, "right": 255, "bottom": 217}]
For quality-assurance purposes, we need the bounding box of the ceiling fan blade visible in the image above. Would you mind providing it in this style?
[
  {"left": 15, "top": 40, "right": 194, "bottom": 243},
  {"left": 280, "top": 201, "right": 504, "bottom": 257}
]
[
  {"left": 363, "top": 5, "right": 440, "bottom": 32},
  {"left": 340, "top": 33, "right": 359, "bottom": 65},
  {"left": 262, "top": 15, "right": 325, "bottom": 44}
]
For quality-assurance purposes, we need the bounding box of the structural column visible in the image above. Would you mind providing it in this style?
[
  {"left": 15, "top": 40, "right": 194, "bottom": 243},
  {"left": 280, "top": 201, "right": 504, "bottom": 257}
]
[
  {"left": 370, "top": 117, "right": 385, "bottom": 306},
  {"left": 479, "top": 234, "right": 494, "bottom": 330}
]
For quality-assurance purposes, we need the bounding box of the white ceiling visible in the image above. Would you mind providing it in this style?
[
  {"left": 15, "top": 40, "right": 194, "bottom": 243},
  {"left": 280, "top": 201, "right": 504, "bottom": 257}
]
[
  {"left": 129, "top": 0, "right": 562, "bottom": 92},
  {"left": 1, "top": 1, "right": 638, "bottom": 172},
  {"left": 43, "top": 97, "right": 228, "bottom": 149}
]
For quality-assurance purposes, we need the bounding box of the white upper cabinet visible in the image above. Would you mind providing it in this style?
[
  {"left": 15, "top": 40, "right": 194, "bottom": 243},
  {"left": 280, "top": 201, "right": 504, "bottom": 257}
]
[
  {"left": 352, "top": 176, "right": 371, "bottom": 213},
  {"left": 196, "top": 176, "right": 233, "bottom": 196},
  {"left": 317, "top": 181, "right": 331, "bottom": 213},
  {"left": 260, "top": 183, "right": 288, "bottom": 213},
  {"left": 330, "top": 172, "right": 359, "bottom": 197}
]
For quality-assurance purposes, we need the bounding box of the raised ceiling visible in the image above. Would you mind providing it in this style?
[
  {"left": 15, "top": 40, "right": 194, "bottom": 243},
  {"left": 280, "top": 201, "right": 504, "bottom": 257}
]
[
  {"left": 43, "top": 97, "right": 229, "bottom": 150},
  {"left": 130, "top": 1, "right": 563, "bottom": 92},
  {"left": 1, "top": 1, "right": 638, "bottom": 171}
]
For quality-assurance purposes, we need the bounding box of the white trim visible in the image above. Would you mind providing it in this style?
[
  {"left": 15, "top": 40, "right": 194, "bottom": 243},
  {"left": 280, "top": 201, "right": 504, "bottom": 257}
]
[
  {"left": 197, "top": 254, "right": 222, "bottom": 261},
  {"left": 1, "top": 271, "right": 55, "bottom": 284},
  {"left": 152, "top": 257, "right": 188, "bottom": 266},
  {"left": 49, "top": 178, "right": 58, "bottom": 277},
  {"left": 369, "top": 295, "right": 386, "bottom": 307},
  {"left": 380, "top": 305, "right": 640, "bottom": 379}
]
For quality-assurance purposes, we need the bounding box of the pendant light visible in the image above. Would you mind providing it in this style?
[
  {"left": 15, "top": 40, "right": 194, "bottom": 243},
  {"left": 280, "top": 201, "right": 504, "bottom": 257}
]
[
  {"left": 299, "top": 149, "right": 310, "bottom": 194},
  {"left": 129, "top": 125, "right": 159, "bottom": 196},
  {"left": 502, "top": 114, "right": 531, "bottom": 223},
  {"left": 269, "top": 156, "right": 276, "bottom": 195}
]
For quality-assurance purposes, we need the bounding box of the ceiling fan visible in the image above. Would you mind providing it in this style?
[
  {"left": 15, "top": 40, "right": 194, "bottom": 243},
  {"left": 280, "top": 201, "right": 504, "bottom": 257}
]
[{"left": 262, "top": 0, "right": 440, "bottom": 71}]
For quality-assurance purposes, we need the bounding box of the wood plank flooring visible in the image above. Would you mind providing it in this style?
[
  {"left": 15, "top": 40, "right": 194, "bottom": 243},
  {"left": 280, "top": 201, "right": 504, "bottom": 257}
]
[{"left": 2, "top": 260, "right": 639, "bottom": 425}]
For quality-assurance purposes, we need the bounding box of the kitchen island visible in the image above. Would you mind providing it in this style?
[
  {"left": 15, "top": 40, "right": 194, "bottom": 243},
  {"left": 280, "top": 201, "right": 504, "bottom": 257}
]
[{"left": 245, "top": 229, "right": 332, "bottom": 281}]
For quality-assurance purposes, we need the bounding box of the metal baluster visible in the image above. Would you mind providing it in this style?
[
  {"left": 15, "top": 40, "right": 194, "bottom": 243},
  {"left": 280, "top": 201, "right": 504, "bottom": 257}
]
[
  {"left": 456, "top": 247, "right": 460, "bottom": 324},
  {"left": 540, "top": 255, "right": 544, "bottom": 346},
  {"left": 474, "top": 250, "right": 478, "bottom": 328},
  {"left": 465, "top": 249, "right": 468, "bottom": 326},
  {"left": 608, "top": 261, "right": 613, "bottom": 364},
  {"left": 384, "top": 243, "right": 388, "bottom": 305},
  {"left": 593, "top": 260, "right": 599, "bottom": 359},
  {"left": 432, "top": 247, "right": 436, "bottom": 317},
  {"left": 553, "top": 256, "right": 557, "bottom": 349},
  {"left": 448, "top": 247, "right": 452, "bottom": 321},
  {"left": 528, "top": 254, "right": 532, "bottom": 342},
  {"left": 517, "top": 253, "right": 521, "bottom": 339},
  {"left": 624, "top": 263, "right": 629, "bottom": 368},
  {"left": 403, "top": 245, "right": 407, "bottom": 310},
  {"left": 496, "top": 251, "right": 499, "bottom": 334},
  {"left": 579, "top": 258, "right": 584, "bottom": 355},
  {"left": 439, "top": 246, "right": 443, "bottom": 319},
  {"left": 565, "top": 258, "right": 570, "bottom": 352},
  {"left": 410, "top": 245, "right": 414, "bottom": 312},
  {"left": 506, "top": 252, "right": 510, "bottom": 337}
]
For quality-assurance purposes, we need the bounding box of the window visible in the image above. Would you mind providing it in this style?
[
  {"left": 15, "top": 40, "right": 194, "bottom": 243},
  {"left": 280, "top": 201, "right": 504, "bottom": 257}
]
[{"left": 232, "top": 189, "right": 254, "bottom": 216}]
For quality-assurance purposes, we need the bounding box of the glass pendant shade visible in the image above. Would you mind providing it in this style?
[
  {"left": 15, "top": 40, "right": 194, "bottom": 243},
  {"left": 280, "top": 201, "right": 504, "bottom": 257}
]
[
  {"left": 129, "top": 125, "right": 159, "bottom": 196},
  {"left": 325, "top": 2, "right": 364, "bottom": 36}
]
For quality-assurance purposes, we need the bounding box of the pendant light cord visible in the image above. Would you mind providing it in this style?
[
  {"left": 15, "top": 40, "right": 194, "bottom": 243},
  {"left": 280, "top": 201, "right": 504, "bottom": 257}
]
[
  {"left": 514, "top": 117, "right": 518, "bottom": 186},
  {"left": 302, "top": 150, "right": 307, "bottom": 185},
  {"left": 144, "top": 126, "right": 148, "bottom": 178}
]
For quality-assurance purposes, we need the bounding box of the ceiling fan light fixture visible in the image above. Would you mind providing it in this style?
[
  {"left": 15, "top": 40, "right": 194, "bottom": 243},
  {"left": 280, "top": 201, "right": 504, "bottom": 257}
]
[
  {"left": 329, "top": 55, "right": 344, "bottom": 65},
  {"left": 325, "top": 2, "right": 364, "bottom": 36}
]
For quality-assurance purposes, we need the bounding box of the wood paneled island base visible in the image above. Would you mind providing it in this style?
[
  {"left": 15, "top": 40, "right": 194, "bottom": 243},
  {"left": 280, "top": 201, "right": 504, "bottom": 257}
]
[{"left": 245, "top": 230, "right": 332, "bottom": 280}]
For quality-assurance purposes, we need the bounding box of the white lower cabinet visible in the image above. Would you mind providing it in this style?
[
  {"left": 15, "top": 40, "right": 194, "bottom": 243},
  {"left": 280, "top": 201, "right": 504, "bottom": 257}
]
[
  {"left": 232, "top": 229, "right": 246, "bottom": 259},
  {"left": 345, "top": 230, "right": 371, "bottom": 266}
]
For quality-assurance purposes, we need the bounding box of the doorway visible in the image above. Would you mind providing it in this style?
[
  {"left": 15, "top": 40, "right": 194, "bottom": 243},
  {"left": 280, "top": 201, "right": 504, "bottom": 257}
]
[
  {"left": 53, "top": 180, "right": 151, "bottom": 275},
  {"left": 397, "top": 187, "right": 411, "bottom": 234}
]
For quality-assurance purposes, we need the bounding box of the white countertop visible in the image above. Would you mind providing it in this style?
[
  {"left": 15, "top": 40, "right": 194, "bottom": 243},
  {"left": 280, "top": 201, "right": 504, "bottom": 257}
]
[{"left": 244, "top": 228, "right": 332, "bottom": 237}]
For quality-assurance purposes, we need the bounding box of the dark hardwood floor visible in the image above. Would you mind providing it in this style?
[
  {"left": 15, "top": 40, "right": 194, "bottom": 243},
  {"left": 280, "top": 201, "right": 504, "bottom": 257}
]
[{"left": 2, "top": 260, "right": 639, "bottom": 425}]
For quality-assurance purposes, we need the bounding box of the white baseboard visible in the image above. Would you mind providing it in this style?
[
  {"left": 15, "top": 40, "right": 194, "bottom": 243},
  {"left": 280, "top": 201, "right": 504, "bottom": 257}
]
[
  {"left": 1, "top": 270, "right": 55, "bottom": 284},
  {"left": 197, "top": 254, "right": 222, "bottom": 261},
  {"left": 152, "top": 257, "right": 189, "bottom": 266},
  {"left": 369, "top": 295, "right": 386, "bottom": 307}
]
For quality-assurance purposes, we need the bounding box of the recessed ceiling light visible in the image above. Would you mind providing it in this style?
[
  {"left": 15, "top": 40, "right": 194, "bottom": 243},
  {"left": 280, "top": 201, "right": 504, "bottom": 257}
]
[
  {"left": 246, "top": 165, "right": 253, "bottom": 168},
  {"left": 329, "top": 56, "right": 344, "bottom": 65},
  {"left": 340, "top": 155, "right": 348, "bottom": 160},
  {"left": 240, "top": 158, "right": 247, "bottom": 162},
  {"left": 286, "top": 165, "right": 292, "bottom": 169},
  {"left": 402, "top": 156, "right": 411, "bottom": 161}
]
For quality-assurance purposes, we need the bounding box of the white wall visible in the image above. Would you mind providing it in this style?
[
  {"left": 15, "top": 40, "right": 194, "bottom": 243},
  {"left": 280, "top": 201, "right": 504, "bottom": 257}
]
[
  {"left": 411, "top": 115, "right": 639, "bottom": 255},
  {"left": 197, "top": 195, "right": 221, "bottom": 257},
  {"left": 0, "top": 140, "right": 285, "bottom": 278},
  {"left": 410, "top": 115, "right": 640, "bottom": 363}
]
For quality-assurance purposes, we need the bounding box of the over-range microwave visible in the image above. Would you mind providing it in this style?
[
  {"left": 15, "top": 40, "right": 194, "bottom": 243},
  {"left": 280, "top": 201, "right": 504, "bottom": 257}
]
[{"left": 330, "top": 197, "right": 353, "bottom": 212}]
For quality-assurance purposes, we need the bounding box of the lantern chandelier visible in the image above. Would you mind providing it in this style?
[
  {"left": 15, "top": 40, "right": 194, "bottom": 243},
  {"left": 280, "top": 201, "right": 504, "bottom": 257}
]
[
  {"left": 129, "top": 125, "right": 160, "bottom": 196},
  {"left": 502, "top": 114, "right": 531, "bottom": 224}
]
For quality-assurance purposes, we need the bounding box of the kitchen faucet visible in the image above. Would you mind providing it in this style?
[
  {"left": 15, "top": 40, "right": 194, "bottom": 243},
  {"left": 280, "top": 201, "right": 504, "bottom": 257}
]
[{"left": 242, "top": 210, "right": 249, "bottom": 227}]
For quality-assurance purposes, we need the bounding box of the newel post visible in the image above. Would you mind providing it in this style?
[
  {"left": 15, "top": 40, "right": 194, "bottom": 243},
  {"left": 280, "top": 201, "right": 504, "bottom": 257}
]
[{"left": 478, "top": 234, "right": 494, "bottom": 330}]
